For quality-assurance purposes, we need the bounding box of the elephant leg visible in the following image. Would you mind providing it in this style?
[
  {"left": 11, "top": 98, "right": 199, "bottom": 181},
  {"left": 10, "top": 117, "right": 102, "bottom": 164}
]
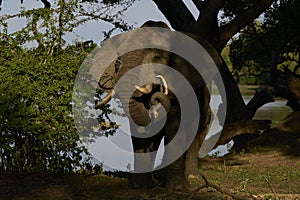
[
  {"left": 149, "top": 130, "right": 164, "bottom": 168},
  {"left": 129, "top": 122, "right": 163, "bottom": 188},
  {"left": 129, "top": 138, "right": 154, "bottom": 188},
  {"left": 157, "top": 106, "right": 190, "bottom": 190},
  {"left": 163, "top": 133, "right": 190, "bottom": 190}
]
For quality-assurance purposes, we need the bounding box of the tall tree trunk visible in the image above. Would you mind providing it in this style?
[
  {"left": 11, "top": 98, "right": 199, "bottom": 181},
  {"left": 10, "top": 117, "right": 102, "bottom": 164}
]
[{"left": 152, "top": 0, "right": 277, "bottom": 171}]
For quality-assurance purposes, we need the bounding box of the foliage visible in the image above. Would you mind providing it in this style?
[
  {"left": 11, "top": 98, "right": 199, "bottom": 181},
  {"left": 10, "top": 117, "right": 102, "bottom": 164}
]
[
  {"left": 0, "top": 38, "right": 93, "bottom": 174},
  {"left": 229, "top": 0, "right": 300, "bottom": 85},
  {"left": 0, "top": 0, "right": 133, "bottom": 42},
  {"left": 229, "top": 22, "right": 271, "bottom": 85},
  {"left": 221, "top": 0, "right": 262, "bottom": 23},
  {"left": 0, "top": 0, "right": 135, "bottom": 174}
]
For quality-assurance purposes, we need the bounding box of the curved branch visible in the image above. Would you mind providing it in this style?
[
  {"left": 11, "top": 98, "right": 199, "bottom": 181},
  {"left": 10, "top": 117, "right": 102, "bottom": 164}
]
[
  {"left": 191, "top": 0, "right": 206, "bottom": 12},
  {"left": 151, "top": 0, "right": 196, "bottom": 32},
  {"left": 218, "top": 0, "right": 275, "bottom": 50},
  {"left": 245, "top": 87, "right": 275, "bottom": 119},
  {"left": 201, "top": 120, "right": 271, "bottom": 150},
  {"left": 40, "top": 0, "right": 51, "bottom": 8},
  {"left": 194, "top": 0, "right": 225, "bottom": 41}
]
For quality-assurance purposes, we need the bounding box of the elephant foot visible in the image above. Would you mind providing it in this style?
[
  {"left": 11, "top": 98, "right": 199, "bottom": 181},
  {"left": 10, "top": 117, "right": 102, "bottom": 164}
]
[
  {"left": 164, "top": 174, "right": 190, "bottom": 191},
  {"left": 128, "top": 173, "right": 157, "bottom": 189},
  {"left": 154, "top": 168, "right": 190, "bottom": 191}
]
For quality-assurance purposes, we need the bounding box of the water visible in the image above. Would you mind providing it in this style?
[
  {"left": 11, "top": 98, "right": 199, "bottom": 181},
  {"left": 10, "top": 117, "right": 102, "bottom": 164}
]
[
  {"left": 203, "top": 95, "right": 292, "bottom": 157},
  {"left": 88, "top": 94, "right": 293, "bottom": 171},
  {"left": 248, "top": 97, "right": 292, "bottom": 126}
]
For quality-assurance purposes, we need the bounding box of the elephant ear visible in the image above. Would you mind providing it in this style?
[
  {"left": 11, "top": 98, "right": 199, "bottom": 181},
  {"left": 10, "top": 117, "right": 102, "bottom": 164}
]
[
  {"left": 97, "top": 58, "right": 122, "bottom": 92},
  {"left": 88, "top": 31, "right": 130, "bottom": 90}
]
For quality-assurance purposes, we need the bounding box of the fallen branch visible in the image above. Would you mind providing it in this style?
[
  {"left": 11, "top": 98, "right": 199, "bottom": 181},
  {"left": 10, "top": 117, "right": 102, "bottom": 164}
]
[
  {"left": 265, "top": 178, "right": 279, "bottom": 200},
  {"left": 188, "top": 175, "right": 252, "bottom": 200}
]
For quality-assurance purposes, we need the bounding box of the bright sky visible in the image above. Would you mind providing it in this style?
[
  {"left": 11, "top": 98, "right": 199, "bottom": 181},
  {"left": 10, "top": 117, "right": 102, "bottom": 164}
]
[{"left": 0, "top": 0, "right": 198, "bottom": 45}]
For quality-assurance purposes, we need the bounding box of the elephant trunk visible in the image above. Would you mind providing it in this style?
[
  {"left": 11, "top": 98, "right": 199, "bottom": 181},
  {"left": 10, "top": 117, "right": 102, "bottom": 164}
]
[
  {"left": 117, "top": 51, "right": 153, "bottom": 126},
  {"left": 150, "top": 92, "right": 171, "bottom": 113}
]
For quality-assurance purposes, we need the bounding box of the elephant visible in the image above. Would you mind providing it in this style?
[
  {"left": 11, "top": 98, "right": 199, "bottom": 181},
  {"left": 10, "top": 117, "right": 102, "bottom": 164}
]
[{"left": 94, "top": 20, "right": 222, "bottom": 189}]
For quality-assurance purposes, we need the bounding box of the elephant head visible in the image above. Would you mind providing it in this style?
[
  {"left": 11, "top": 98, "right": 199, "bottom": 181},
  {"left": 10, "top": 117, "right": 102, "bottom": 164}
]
[
  {"left": 95, "top": 20, "right": 220, "bottom": 127},
  {"left": 97, "top": 69, "right": 171, "bottom": 126},
  {"left": 95, "top": 21, "right": 174, "bottom": 126}
]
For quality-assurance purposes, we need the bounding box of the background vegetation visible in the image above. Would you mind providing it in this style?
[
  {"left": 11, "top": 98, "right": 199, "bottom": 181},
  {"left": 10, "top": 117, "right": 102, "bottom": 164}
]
[{"left": 0, "top": 0, "right": 133, "bottom": 174}]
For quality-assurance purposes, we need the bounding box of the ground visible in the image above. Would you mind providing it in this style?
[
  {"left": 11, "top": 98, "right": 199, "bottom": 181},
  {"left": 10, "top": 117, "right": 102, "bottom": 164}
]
[{"left": 0, "top": 146, "right": 299, "bottom": 200}]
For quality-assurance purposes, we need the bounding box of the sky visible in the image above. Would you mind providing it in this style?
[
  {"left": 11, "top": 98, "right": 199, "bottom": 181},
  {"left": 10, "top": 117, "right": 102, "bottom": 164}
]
[{"left": 0, "top": 0, "right": 199, "bottom": 46}]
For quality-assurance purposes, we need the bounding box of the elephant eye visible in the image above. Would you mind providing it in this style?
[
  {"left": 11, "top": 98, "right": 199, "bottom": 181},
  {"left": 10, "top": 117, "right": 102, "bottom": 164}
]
[{"left": 153, "top": 55, "right": 161, "bottom": 62}]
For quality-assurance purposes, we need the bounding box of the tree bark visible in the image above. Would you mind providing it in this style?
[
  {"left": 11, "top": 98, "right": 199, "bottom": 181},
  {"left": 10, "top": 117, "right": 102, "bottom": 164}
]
[
  {"left": 151, "top": 0, "right": 278, "bottom": 125},
  {"left": 200, "top": 119, "right": 271, "bottom": 152},
  {"left": 151, "top": 0, "right": 279, "bottom": 165},
  {"left": 245, "top": 87, "right": 275, "bottom": 119},
  {"left": 152, "top": 0, "right": 195, "bottom": 32},
  {"left": 152, "top": 0, "right": 276, "bottom": 52}
]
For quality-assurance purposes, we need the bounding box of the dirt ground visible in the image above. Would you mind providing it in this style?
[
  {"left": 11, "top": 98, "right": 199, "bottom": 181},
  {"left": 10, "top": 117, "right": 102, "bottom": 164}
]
[{"left": 0, "top": 147, "right": 299, "bottom": 200}]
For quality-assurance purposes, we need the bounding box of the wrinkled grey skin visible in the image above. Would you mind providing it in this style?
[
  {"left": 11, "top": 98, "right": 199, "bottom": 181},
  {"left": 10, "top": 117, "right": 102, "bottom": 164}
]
[{"left": 96, "top": 21, "right": 219, "bottom": 190}]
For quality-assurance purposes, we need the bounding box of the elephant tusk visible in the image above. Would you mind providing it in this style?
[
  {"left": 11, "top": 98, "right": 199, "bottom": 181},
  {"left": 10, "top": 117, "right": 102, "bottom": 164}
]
[
  {"left": 156, "top": 75, "right": 168, "bottom": 95},
  {"left": 95, "top": 90, "right": 115, "bottom": 109},
  {"left": 135, "top": 83, "right": 153, "bottom": 94}
]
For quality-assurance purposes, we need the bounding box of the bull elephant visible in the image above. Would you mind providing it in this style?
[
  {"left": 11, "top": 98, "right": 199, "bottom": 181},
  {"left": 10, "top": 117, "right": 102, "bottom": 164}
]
[{"left": 95, "top": 20, "right": 222, "bottom": 189}]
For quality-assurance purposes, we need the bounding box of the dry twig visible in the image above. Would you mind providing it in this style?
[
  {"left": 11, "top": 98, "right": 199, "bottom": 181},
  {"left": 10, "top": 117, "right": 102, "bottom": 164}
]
[
  {"left": 265, "top": 178, "right": 279, "bottom": 200},
  {"left": 188, "top": 175, "right": 252, "bottom": 200}
]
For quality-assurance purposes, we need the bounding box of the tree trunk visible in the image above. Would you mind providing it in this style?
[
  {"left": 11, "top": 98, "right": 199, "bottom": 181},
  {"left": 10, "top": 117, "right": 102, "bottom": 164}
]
[
  {"left": 185, "top": 88, "right": 211, "bottom": 177},
  {"left": 151, "top": 0, "right": 277, "bottom": 140}
]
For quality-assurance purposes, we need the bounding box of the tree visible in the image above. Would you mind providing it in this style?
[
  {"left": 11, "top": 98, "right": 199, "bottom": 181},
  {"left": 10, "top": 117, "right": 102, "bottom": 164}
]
[
  {"left": 230, "top": 0, "right": 300, "bottom": 111},
  {"left": 0, "top": 36, "right": 91, "bottom": 174},
  {"left": 142, "top": 0, "right": 284, "bottom": 165},
  {"left": 0, "top": 0, "right": 132, "bottom": 174}
]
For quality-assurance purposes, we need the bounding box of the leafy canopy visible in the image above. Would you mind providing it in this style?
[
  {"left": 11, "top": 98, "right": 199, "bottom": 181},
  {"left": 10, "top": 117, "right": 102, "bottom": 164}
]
[{"left": 229, "top": 0, "right": 300, "bottom": 85}]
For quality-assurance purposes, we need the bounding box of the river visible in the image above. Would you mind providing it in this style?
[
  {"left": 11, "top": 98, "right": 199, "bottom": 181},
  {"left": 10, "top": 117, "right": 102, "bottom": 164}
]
[{"left": 204, "top": 94, "right": 292, "bottom": 157}]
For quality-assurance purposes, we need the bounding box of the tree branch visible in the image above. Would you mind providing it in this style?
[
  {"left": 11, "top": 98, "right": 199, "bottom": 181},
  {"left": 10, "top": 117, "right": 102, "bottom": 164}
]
[
  {"left": 40, "top": 0, "right": 51, "bottom": 8},
  {"left": 191, "top": 0, "right": 206, "bottom": 12},
  {"left": 245, "top": 87, "right": 275, "bottom": 119},
  {"left": 194, "top": 0, "right": 225, "bottom": 44},
  {"left": 189, "top": 175, "right": 252, "bottom": 200},
  {"left": 32, "top": 15, "right": 44, "bottom": 48},
  {"left": 218, "top": 0, "right": 275, "bottom": 50},
  {"left": 216, "top": 120, "right": 271, "bottom": 147},
  {"left": 151, "top": 0, "right": 196, "bottom": 32}
]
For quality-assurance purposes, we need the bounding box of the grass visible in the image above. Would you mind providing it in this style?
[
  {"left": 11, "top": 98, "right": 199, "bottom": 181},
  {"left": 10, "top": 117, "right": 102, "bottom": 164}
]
[
  {"left": 198, "top": 147, "right": 300, "bottom": 198},
  {"left": 0, "top": 147, "right": 299, "bottom": 199}
]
